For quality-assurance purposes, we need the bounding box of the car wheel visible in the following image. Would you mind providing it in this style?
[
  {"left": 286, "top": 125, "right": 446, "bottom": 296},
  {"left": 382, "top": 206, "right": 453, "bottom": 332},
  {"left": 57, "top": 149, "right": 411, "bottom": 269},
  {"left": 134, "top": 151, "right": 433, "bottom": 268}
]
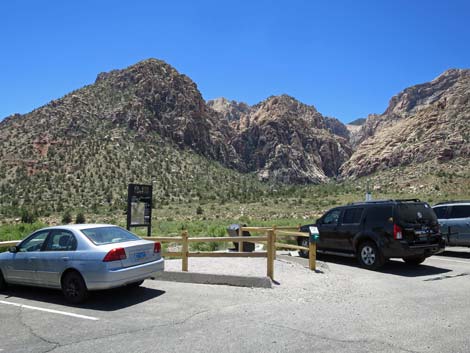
[
  {"left": 127, "top": 280, "right": 145, "bottom": 288},
  {"left": 61, "top": 272, "right": 89, "bottom": 304},
  {"left": 0, "top": 270, "right": 7, "bottom": 291},
  {"left": 403, "top": 256, "right": 426, "bottom": 265},
  {"left": 357, "top": 241, "right": 385, "bottom": 270},
  {"left": 298, "top": 237, "right": 309, "bottom": 258}
]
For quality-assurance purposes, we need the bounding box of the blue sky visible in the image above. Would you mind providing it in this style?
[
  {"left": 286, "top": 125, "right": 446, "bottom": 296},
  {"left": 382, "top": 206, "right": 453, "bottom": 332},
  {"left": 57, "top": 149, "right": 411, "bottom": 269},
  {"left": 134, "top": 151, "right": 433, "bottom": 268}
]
[{"left": 1, "top": 0, "right": 469, "bottom": 123}]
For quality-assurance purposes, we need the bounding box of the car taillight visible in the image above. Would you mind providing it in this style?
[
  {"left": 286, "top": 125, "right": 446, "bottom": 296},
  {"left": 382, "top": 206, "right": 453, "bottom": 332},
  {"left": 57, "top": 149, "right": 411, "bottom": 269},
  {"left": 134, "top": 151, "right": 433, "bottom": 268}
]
[
  {"left": 154, "top": 242, "right": 161, "bottom": 253},
  {"left": 393, "top": 224, "right": 403, "bottom": 240},
  {"left": 103, "top": 248, "right": 127, "bottom": 262}
]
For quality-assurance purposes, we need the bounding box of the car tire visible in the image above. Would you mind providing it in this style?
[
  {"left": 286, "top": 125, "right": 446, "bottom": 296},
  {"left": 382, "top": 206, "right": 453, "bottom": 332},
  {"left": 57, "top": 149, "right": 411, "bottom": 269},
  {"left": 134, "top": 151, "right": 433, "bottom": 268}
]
[
  {"left": 0, "top": 270, "right": 7, "bottom": 291},
  {"left": 61, "top": 271, "right": 89, "bottom": 304},
  {"left": 357, "top": 241, "right": 385, "bottom": 270},
  {"left": 297, "top": 237, "right": 309, "bottom": 258},
  {"left": 403, "top": 256, "right": 426, "bottom": 265},
  {"left": 127, "top": 280, "right": 145, "bottom": 288}
]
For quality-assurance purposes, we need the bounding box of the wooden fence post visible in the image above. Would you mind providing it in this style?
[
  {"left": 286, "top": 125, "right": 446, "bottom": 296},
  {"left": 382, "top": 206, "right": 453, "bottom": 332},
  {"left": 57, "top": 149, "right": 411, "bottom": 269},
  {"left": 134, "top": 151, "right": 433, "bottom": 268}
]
[
  {"left": 239, "top": 227, "right": 244, "bottom": 253},
  {"left": 267, "top": 229, "right": 274, "bottom": 280},
  {"left": 272, "top": 226, "right": 277, "bottom": 260},
  {"left": 309, "top": 240, "right": 316, "bottom": 271},
  {"left": 182, "top": 230, "right": 189, "bottom": 272}
]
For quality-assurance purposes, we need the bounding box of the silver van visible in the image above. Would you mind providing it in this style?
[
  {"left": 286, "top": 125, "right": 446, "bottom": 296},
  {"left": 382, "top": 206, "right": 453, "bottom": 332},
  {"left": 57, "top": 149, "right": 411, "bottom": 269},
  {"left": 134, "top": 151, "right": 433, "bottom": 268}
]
[{"left": 433, "top": 201, "right": 470, "bottom": 246}]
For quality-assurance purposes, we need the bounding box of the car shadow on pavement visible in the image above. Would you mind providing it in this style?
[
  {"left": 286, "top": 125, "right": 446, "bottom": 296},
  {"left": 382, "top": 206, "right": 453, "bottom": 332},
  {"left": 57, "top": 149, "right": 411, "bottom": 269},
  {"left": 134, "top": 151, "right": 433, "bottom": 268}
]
[
  {"left": 2, "top": 283, "right": 165, "bottom": 311},
  {"left": 315, "top": 254, "right": 452, "bottom": 277},
  {"left": 437, "top": 250, "right": 470, "bottom": 260}
]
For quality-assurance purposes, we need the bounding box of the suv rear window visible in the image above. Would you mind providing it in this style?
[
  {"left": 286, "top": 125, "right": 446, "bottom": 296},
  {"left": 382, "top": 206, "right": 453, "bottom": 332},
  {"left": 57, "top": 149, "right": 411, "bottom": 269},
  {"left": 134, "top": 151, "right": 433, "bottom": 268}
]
[
  {"left": 396, "top": 203, "right": 437, "bottom": 225},
  {"left": 81, "top": 227, "right": 140, "bottom": 245},
  {"left": 449, "top": 205, "right": 470, "bottom": 219}
]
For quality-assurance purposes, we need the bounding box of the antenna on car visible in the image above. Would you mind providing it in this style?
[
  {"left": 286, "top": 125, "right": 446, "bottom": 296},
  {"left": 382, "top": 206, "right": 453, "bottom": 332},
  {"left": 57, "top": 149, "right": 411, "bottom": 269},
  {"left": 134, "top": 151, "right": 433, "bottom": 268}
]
[{"left": 365, "top": 180, "right": 372, "bottom": 201}]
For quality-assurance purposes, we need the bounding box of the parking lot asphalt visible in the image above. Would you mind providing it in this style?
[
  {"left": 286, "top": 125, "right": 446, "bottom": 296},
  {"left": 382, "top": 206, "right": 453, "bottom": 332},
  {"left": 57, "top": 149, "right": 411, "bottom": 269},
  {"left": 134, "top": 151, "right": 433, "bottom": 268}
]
[{"left": 2, "top": 248, "right": 470, "bottom": 353}]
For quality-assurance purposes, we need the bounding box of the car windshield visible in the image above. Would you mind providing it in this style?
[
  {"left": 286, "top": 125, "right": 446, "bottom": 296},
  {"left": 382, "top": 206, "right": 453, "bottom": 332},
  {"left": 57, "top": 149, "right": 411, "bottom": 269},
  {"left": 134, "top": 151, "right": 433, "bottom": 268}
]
[
  {"left": 396, "top": 203, "right": 437, "bottom": 225},
  {"left": 81, "top": 227, "right": 140, "bottom": 245}
]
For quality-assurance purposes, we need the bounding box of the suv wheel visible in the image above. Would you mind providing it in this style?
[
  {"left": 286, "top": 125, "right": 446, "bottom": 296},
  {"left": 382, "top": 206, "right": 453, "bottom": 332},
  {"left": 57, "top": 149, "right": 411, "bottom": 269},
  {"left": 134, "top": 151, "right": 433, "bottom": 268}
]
[
  {"left": 403, "top": 256, "right": 426, "bottom": 265},
  {"left": 357, "top": 241, "right": 385, "bottom": 270},
  {"left": 298, "top": 237, "right": 309, "bottom": 258},
  {"left": 62, "top": 271, "right": 89, "bottom": 304}
]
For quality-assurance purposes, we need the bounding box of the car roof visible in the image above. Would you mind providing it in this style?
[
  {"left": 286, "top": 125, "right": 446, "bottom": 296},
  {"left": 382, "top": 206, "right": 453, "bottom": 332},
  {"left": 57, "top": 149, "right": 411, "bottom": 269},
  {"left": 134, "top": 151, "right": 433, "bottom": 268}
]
[
  {"left": 433, "top": 200, "right": 470, "bottom": 207},
  {"left": 39, "top": 224, "right": 119, "bottom": 232},
  {"left": 347, "top": 199, "right": 424, "bottom": 207}
]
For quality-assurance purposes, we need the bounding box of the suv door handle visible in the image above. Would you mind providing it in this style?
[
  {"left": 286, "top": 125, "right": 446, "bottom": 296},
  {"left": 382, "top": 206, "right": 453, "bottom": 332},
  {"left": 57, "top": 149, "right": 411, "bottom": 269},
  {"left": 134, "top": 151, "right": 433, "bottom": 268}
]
[{"left": 61, "top": 257, "right": 70, "bottom": 262}]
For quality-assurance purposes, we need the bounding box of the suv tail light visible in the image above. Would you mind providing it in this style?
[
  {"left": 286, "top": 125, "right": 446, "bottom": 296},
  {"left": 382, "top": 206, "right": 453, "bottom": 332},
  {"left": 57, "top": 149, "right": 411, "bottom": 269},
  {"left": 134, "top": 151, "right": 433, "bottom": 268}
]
[
  {"left": 154, "top": 242, "right": 161, "bottom": 253},
  {"left": 393, "top": 224, "right": 403, "bottom": 240},
  {"left": 103, "top": 248, "right": 127, "bottom": 262}
]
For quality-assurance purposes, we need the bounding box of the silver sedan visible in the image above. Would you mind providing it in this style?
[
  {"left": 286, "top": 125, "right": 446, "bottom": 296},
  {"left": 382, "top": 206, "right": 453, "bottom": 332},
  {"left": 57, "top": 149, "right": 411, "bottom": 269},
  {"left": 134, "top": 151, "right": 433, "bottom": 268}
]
[{"left": 0, "top": 224, "right": 164, "bottom": 303}]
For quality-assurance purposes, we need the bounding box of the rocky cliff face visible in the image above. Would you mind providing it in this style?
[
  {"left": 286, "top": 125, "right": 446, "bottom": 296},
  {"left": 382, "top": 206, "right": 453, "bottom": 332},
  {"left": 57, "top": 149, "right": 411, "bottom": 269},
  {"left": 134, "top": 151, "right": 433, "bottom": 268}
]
[
  {"left": 341, "top": 69, "right": 470, "bottom": 177},
  {"left": 0, "top": 59, "right": 241, "bottom": 169},
  {"left": 207, "top": 97, "right": 251, "bottom": 124},
  {"left": 0, "top": 57, "right": 355, "bottom": 209},
  {"left": 324, "top": 116, "right": 350, "bottom": 139},
  {"left": 230, "top": 95, "right": 352, "bottom": 183}
]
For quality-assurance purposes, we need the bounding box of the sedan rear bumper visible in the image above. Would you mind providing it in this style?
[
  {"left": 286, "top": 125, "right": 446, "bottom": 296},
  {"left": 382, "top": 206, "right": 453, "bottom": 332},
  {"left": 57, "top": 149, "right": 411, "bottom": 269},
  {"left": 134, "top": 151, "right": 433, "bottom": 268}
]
[{"left": 85, "top": 258, "right": 164, "bottom": 290}]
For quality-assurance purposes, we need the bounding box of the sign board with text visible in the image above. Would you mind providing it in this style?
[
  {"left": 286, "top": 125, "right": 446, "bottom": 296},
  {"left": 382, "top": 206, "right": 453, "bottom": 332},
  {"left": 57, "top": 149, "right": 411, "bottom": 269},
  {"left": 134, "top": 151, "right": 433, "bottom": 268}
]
[{"left": 127, "top": 184, "right": 152, "bottom": 236}]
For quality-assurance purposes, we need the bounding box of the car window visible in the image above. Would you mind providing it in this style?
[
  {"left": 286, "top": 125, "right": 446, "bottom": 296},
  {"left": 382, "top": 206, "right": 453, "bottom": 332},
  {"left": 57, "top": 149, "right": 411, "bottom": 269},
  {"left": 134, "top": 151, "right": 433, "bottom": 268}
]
[
  {"left": 396, "top": 203, "right": 437, "bottom": 225},
  {"left": 18, "top": 230, "right": 49, "bottom": 252},
  {"left": 366, "top": 206, "right": 393, "bottom": 225},
  {"left": 433, "top": 206, "right": 448, "bottom": 219},
  {"left": 323, "top": 210, "right": 341, "bottom": 225},
  {"left": 43, "top": 230, "right": 77, "bottom": 251},
  {"left": 81, "top": 226, "right": 140, "bottom": 245},
  {"left": 342, "top": 208, "right": 364, "bottom": 224},
  {"left": 449, "top": 206, "right": 470, "bottom": 219}
]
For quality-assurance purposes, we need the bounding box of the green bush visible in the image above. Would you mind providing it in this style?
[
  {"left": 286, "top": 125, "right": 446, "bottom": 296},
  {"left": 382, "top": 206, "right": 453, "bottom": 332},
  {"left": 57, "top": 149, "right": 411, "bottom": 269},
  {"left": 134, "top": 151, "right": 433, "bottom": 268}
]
[
  {"left": 75, "top": 213, "right": 86, "bottom": 224},
  {"left": 20, "top": 209, "right": 37, "bottom": 224},
  {"left": 62, "top": 211, "right": 72, "bottom": 224}
]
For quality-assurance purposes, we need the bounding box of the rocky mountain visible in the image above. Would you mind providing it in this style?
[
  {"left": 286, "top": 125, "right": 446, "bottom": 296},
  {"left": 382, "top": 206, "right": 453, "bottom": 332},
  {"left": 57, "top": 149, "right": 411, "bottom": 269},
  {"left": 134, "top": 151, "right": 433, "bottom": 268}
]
[
  {"left": 1, "top": 58, "right": 468, "bottom": 213},
  {"left": 230, "top": 95, "right": 352, "bottom": 183},
  {"left": 324, "top": 116, "right": 350, "bottom": 139},
  {"left": 0, "top": 59, "right": 258, "bottom": 212},
  {"left": 348, "top": 118, "right": 366, "bottom": 126},
  {"left": 207, "top": 97, "right": 251, "bottom": 124},
  {"left": 341, "top": 69, "right": 470, "bottom": 177},
  {"left": 0, "top": 59, "right": 353, "bottom": 212}
]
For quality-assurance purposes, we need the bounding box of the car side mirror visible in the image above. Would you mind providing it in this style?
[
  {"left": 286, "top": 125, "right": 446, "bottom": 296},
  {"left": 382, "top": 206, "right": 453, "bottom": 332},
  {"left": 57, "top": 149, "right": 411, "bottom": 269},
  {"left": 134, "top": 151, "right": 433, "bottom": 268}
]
[{"left": 8, "top": 246, "right": 18, "bottom": 253}]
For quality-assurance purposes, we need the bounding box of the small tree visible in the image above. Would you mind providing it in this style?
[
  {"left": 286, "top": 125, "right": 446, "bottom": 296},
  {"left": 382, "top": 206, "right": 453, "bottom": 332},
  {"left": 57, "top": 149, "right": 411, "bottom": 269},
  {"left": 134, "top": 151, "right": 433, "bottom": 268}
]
[
  {"left": 75, "top": 212, "right": 86, "bottom": 224},
  {"left": 62, "top": 211, "right": 72, "bottom": 224},
  {"left": 196, "top": 206, "right": 204, "bottom": 215},
  {"left": 21, "top": 209, "right": 37, "bottom": 224}
]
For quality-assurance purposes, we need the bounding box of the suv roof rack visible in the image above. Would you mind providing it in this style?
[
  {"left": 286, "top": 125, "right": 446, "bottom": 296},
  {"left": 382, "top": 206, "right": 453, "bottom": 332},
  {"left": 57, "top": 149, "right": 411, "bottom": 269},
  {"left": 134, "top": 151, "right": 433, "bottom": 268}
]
[
  {"left": 348, "top": 199, "right": 422, "bottom": 206},
  {"left": 394, "top": 199, "right": 421, "bottom": 203},
  {"left": 434, "top": 200, "right": 470, "bottom": 206}
]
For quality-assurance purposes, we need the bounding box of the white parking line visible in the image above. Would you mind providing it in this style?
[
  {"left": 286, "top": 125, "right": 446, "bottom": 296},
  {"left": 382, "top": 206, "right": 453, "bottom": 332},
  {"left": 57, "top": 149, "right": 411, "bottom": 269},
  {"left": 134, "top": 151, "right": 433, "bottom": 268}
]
[
  {"left": 431, "top": 257, "right": 470, "bottom": 265},
  {"left": 0, "top": 300, "right": 99, "bottom": 321}
]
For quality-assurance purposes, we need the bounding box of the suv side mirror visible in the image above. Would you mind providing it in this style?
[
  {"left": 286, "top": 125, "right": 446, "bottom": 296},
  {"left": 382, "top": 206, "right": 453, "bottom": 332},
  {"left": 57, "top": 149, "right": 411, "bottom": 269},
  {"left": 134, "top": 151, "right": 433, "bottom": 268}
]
[{"left": 8, "top": 246, "right": 18, "bottom": 253}]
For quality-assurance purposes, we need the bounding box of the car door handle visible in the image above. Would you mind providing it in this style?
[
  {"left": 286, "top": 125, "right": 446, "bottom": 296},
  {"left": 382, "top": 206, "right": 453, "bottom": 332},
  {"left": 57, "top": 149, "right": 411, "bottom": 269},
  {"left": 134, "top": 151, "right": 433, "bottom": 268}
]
[{"left": 61, "top": 257, "right": 70, "bottom": 262}]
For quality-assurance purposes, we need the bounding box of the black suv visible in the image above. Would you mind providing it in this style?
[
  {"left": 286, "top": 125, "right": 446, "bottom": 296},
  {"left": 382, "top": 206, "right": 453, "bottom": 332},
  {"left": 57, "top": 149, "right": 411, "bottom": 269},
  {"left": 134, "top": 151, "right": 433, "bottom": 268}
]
[{"left": 297, "top": 199, "right": 445, "bottom": 270}]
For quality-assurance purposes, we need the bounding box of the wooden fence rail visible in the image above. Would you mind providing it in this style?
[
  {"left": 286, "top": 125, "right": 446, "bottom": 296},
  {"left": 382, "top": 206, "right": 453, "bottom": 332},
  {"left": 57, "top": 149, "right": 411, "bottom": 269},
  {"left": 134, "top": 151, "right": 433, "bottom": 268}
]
[{"left": 1, "top": 226, "right": 317, "bottom": 282}]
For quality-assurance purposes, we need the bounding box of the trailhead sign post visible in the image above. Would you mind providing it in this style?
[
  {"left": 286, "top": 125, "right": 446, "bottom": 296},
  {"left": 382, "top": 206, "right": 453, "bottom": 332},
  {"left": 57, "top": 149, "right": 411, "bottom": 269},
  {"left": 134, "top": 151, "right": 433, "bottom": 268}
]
[{"left": 127, "top": 184, "right": 153, "bottom": 236}]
